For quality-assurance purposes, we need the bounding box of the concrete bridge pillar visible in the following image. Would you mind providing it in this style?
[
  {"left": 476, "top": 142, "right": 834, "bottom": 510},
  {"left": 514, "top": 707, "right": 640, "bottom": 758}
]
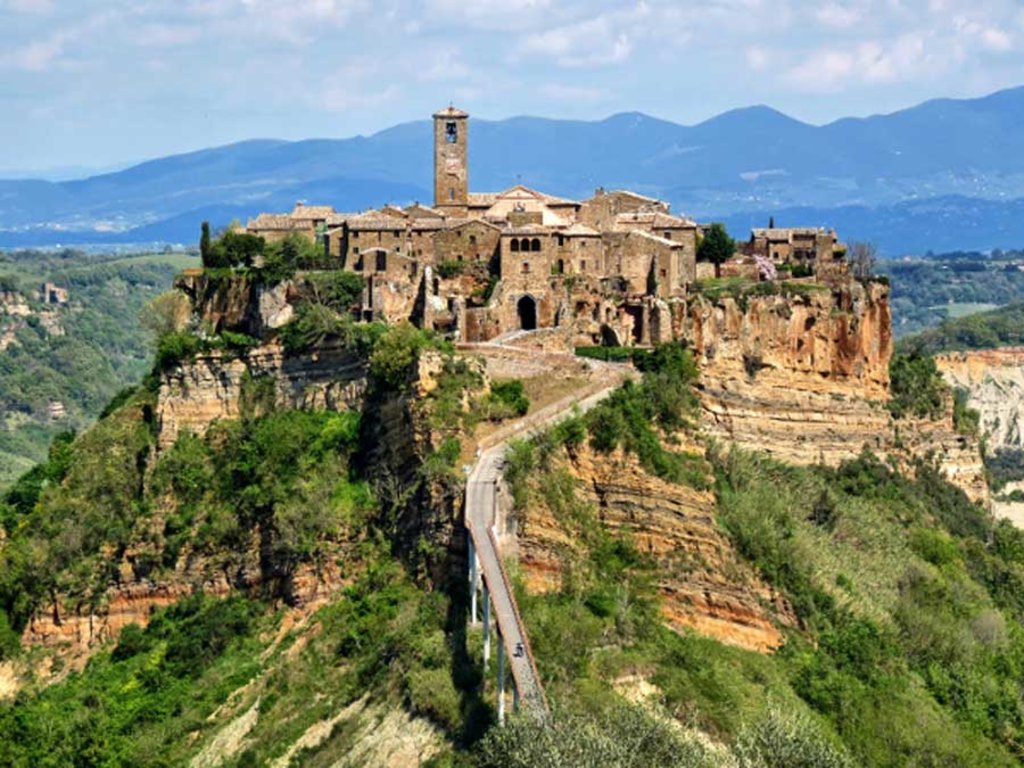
[
  {"left": 482, "top": 584, "right": 491, "bottom": 668},
  {"left": 497, "top": 629, "right": 506, "bottom": 726}
]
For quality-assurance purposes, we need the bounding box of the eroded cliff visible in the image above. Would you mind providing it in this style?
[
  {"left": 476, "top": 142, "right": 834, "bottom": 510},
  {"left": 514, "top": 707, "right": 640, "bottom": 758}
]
[
  {"left": 678, "top": 280, "right": 893, "bottom": 466},
  {"left": 511, "top": 442, "right": 792, "bottom": 653}
]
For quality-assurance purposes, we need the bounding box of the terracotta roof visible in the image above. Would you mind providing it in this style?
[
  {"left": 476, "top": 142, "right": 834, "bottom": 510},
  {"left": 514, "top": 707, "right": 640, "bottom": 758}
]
[
  {"left": 345, "top": 215, "right": 407, "bottom": 230},
  {"left": 751, "top": 227, "right": 825, "bottom": 240},
  {"left": 562, "top": 223, "right": 600, "bottom": 236},
  {"left": 629, "top": 230, "right": 682, "bottom": 248},
  {"left": 247, "top": 214, "right": 294, "bottom": 230},
  {"left": 468, "top": 192, "right": 500, "bottom": 207},
  {"left": 446, "top": 218, "right": 502, "bottom": 232},
  {"left": 404, "top": 203, "right": 445, "bottom": 219},
  {"left": 290, "top": 204, "right": 335, "bottom": 219},
  {"left": 434, "top": 105, "right": 469, "bottom": 118},
  {"left": 598, "top": 189, "right": 665, "bottom": 205},
  {"left": 610, "top": 211, "right": 696, "bottom": 232}
]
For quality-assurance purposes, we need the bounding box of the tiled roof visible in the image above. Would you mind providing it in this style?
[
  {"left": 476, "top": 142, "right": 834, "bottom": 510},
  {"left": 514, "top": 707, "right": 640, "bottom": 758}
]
[
  {"left": 629, "top": 229, "right": 682, "bottom": 247},
  {"left": 434, "top": 105, "right": 469, "bottom": 118},
  {"left": 290, "top": 204, "right": 335, "bottom": 219},
  {"left": 562, "top": 223, "right": 600, "bottom": 236},
  {"left": 247, "top": 214, "right": 294, "bottom": 230},
  {"left": 751, "top": 227, "right": 824, "bottom": 240}
]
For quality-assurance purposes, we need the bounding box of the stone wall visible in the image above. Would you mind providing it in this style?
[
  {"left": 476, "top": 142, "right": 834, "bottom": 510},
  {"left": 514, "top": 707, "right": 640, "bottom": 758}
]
[{"left": 156, "top": 341, "right": 368, "bottom": 450}]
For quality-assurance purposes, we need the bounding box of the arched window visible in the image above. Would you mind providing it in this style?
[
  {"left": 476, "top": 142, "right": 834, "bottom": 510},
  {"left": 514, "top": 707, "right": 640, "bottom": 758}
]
[
  {"left": 519, "top": 238, "right": 530, "bottom": 252},
  {"left": 510, "top": 239, "right": 520, "bottom": 252},
  {"left": 530, "top": 238, "right": 541, "bottom": 252}
]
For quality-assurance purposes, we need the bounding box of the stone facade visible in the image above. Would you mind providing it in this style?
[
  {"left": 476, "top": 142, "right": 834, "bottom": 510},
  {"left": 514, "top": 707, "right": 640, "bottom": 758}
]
[{"left": 244, "top": 106, "right": 849, "bottom": 346}]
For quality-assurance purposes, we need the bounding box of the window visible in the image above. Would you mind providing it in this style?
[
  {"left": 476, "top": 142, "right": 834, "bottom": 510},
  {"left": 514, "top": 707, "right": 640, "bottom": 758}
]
[
  {"left": 457, "top": 254, "right": 464, "bottom": 261},
  {"left": 519, "top": 238, "right": 529, "bottom": 252},
  {"left": 522, "top": 261, "right": 530, "bottom": 273},
  {"left": 664, "top": 231, "right": 672, "bottom": 240},
  {"left": 469, "top": 234, "right": 477, "bottom": 245},
  {"left": 660, "top": 268, "right": 667, "bottom": 278},
  {"left": 376, "top": 251, "right": 387, "bottom": 272},
  {"left": 449, "top": 188, "right": 455, "bottom": 201},
  {"left": 352, "top": 231, "right": 359, "bottom": 239},
  {"left": 510, "top": 239, "right": 520, "bottom": 252},
  {"left": 445, "top": 121, "right": 458, "bottom": 143},
  {"left": 557, "top": 234, "right": 564, "bottom": 247},
  {"left": 394, "top": 230, "right": 400, "bottom": 238},
  {"left": 353, "top": 246, "right": 360, "bottom": 254},
  {"left": 580, "top": 260, "right": 586, "bottom": 271},
  {"left": 530, "top": 238, "right": 541, "bottom": 252}
]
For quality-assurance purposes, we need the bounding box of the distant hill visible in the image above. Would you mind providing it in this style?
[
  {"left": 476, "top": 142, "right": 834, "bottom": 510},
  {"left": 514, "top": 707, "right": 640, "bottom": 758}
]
[
  {"left": 5, "top": 86, "right": 1024, "bottom": 253},
  {"left": 899, "top": 302, "right": 1024, "bottom": 354}
]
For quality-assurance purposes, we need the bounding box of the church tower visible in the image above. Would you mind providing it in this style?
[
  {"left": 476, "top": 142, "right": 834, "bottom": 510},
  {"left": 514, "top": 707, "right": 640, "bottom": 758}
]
[{"left": 434, "top": 106, "right": 469, "bottom": 212}]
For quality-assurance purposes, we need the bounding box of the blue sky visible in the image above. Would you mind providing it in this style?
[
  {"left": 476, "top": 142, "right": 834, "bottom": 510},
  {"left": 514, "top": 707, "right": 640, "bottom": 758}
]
[{"left": 2, "top": 0, "right": 1023, "bottom": 176}]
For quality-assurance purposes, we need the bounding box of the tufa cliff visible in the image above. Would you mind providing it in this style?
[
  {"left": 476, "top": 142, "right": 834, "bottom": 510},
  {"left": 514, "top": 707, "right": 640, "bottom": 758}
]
[{"left": 677, "top": 280, "right": 892, "bottom": 466}]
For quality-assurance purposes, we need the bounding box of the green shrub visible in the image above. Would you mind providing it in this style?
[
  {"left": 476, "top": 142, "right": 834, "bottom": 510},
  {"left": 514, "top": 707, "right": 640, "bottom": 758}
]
[
  {"left": 436, "top": 260, "right": 466, "bottom": 279},
  {"left": 154, "top": 330, "right": 202, "bottom": 370},
  {"left": 887, "top": 352, "right": 946, "bottom": 420},
  {"left": 735, "top": 707, "right": 855, "bottom": 768},
  {"left": 480, "top": 379, "right": 529, "bottom": 421}
]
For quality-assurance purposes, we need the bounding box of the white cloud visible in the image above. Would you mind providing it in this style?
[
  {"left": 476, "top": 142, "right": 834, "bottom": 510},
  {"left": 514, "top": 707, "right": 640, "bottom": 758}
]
[
  {"left": 519, "top": 16, "right": 633, "bottom": 68},
  {"left": 815, "top": 3, "right": 863, "bottom": 28},
  {"left": 538, "top": 83, "right": 608, "bottom": 102},
  {"left": 746, "top": 46, "right": 770, "bottom": 70},
  {"left": 423, "top": 0, "right": 555, "bottom": 31}
]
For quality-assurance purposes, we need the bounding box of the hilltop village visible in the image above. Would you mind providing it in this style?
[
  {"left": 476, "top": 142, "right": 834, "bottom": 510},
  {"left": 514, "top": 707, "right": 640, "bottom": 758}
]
[{"left": 243, "top": 106, "right": 848, "bottom": 347}]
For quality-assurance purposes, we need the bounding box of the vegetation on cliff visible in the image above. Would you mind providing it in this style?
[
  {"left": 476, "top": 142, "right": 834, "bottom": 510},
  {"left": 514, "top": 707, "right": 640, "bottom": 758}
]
[
  {"left": 0, "top": 250, "right": 190, "bottom": 489},
  {"left": 2, "top": 255, "right": 1023, "bottom": 768}
]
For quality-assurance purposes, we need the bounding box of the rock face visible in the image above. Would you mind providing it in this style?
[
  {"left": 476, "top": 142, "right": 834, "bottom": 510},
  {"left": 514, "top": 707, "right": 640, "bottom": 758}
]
[
  {"left": 156, "top": 341, "right": 368, "bottom": 450},
  {"left": 20, "top": 559, "right": 345, "bottom": 658},
  {"left": 936, "top": 348, "right": 1024, "bottom": 515},
  {"left": 515, "top": 444, "right": 792, "bottom": 653},
  {"left": 677, "top": 280, "right": 893, "bottom": 466},
  {"left": 936, "top": 348, "right": 1024, "bottom": 452}
]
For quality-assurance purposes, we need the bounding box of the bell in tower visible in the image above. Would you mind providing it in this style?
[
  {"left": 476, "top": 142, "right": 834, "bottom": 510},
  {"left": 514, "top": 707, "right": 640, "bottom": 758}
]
[{"left": 433, "top": 106, "right": 469, "bottom": 212}]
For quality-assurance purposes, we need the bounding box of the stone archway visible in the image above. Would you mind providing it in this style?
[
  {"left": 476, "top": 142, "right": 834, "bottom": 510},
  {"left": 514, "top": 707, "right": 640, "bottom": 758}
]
[{"left": 517, "top": 295, "right": 537, "bottom": 331}]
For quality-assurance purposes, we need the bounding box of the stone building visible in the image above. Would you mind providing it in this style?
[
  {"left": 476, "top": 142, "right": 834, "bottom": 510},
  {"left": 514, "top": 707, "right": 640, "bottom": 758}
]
[{"left": 243, "top": 106, "right": 843, "bottom": 346}]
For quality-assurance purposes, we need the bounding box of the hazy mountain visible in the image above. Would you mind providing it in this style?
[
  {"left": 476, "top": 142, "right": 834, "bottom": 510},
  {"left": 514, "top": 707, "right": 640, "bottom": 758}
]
[{"left": 4, "top": 86, "right": 1024, "bottom": 253}]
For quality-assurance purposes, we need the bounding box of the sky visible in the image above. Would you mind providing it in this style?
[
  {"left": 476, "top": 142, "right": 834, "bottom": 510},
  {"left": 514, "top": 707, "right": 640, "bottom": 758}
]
[{"left": 2, "top": 0, "right": 1023, "bottom": 176}]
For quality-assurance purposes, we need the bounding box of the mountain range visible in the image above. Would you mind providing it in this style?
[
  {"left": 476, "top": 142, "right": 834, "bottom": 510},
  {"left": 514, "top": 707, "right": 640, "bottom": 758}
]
[{"left": 5, "top": 86, "right": 1024, "bottom": 254}]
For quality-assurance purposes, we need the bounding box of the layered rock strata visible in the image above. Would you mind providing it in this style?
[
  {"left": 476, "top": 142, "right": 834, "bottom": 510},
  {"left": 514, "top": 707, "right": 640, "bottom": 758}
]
[
  {"left": 677, "top": 280, "right": 893, "bottom": 466},
  {"left": 514, "top": 445, "right": 791, "bottom": 653},
  {"left": 156, "top": 340, "right": 368, "bottom": 450}
]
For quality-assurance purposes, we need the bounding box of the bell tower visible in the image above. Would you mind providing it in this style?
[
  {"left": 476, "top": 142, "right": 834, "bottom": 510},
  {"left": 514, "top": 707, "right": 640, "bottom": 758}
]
[{"left": 434, "top": 106, "right": 469, "bottom": 212}]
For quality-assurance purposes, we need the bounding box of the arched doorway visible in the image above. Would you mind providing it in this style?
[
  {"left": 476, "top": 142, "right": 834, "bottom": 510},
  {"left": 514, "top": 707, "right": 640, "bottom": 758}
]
[{"left": 517, "top": 295, "right": 537, "bottom": 331}]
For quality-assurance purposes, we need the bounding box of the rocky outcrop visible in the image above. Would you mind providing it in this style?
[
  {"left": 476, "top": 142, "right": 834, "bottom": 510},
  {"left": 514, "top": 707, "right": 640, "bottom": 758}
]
[
  {"left": 20, "top": 557, "right": 346, "bottom": 660},
  {"left": 936, "top": 348, "right": 1024, "bottom": 514},
  {"left": 175, "top": 272, "right": 296, "bottom": 336},
  {"left": 678, "top": 280, "right": 893, "bottom": 466},
  {"left": 156, "top": 340, "right": 368, "bottom": 450},
  {"left": 514, "top": 444, "right": 792, "bottom": 653},
  {"left": 936, "top": 348, "right": 1024, "bottom": 451}
]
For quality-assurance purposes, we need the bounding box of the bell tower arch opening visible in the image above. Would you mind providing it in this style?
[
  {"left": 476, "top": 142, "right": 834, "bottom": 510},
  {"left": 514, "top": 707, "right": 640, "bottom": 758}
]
[
  {"left": 517, "top": 295, "right": 537, "bottom": 331},
  {"left": 433, "top": 106, "right": 469, "bottom": 211}
]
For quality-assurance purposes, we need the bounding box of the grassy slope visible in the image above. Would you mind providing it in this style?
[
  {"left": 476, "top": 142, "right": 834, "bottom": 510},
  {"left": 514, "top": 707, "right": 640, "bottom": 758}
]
[{"left": 3, "top": 335, "right": 1024, "bottom": 766}]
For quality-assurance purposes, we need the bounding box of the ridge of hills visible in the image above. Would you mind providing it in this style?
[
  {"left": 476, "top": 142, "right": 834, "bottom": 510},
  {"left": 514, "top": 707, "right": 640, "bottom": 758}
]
[{"left": 6, "top": 86, "right": 1024, "bottom": 253}]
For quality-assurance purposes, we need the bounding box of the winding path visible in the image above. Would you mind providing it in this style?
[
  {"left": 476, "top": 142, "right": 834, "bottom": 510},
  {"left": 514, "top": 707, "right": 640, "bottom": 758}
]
[{"left": 464, "top": 362, "right": 634, "bottom": 720}]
